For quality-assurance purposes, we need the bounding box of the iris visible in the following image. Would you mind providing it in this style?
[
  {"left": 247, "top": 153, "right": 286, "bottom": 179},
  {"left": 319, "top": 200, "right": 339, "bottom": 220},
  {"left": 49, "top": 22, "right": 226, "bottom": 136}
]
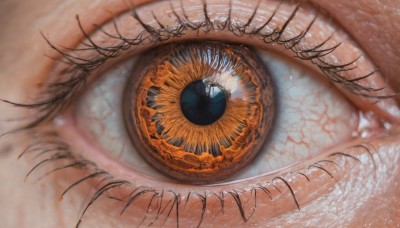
[{"left": 126, "top": 42, "right": 275, "bottom": 183}]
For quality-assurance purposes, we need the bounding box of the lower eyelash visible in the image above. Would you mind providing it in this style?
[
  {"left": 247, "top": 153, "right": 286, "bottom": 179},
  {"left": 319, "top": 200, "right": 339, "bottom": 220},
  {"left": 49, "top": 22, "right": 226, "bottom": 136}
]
[{"left": 14, "top": 128, "right": 376, "bottom": 228}]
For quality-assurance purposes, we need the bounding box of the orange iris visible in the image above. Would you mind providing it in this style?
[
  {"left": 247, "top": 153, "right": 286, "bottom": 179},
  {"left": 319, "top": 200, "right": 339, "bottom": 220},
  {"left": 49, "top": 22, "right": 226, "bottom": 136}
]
[{"left": 125, "top": 42, "right": 275, "bottom": 183}]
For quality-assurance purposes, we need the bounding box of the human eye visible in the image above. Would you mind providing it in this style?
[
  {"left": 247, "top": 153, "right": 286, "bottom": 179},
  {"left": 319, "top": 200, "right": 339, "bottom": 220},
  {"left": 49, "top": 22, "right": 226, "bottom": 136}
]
[{"left": 1, "top": 0, "right": 399, "bottom": 227}]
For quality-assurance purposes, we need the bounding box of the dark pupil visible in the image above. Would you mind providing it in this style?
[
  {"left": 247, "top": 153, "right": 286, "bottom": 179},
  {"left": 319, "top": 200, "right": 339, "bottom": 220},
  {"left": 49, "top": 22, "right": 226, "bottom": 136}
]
[{"left": 180, "top": 80, "right": 227, "bottom": 125}]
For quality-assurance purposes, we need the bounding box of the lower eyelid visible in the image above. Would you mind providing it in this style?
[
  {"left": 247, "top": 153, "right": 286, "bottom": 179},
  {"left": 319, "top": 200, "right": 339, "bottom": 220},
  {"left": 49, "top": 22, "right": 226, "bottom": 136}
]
[{"left": 24, "top": 123, "right": 397, "bottom": 227}]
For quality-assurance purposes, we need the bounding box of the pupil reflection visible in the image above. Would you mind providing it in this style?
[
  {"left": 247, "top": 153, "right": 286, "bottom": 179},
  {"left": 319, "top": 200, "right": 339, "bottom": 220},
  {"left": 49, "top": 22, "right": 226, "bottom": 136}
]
[{"left": 180, "top": 79, "right": 227, "bottom": 126}]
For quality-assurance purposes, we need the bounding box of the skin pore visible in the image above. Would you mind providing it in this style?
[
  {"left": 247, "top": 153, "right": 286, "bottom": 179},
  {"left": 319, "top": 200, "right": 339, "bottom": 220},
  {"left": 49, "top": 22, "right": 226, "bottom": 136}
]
[{"left": 0, "top": 0, "right": 399, "bottom": 227}]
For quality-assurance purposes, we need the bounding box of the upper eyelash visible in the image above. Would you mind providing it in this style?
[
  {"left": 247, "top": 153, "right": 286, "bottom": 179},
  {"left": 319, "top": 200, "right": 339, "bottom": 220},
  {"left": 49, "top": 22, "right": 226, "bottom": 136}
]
[{"left": 0, "top": 0, "right": 390, "bottom": 133}]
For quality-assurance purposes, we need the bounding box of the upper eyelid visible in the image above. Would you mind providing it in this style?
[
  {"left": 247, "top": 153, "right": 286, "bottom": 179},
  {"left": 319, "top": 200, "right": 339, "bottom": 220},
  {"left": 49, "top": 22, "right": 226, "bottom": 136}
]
[
  {"left": 2, "top": 0, "right": 399, "bottom": 138},
  {"left": 24, "top": 0, "right": 398, "bottom": 130}
]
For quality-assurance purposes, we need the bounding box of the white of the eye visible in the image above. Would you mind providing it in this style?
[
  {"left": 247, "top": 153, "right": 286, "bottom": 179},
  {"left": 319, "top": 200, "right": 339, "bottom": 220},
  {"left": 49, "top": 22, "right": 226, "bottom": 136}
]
[
  {"left": 77, "top": 59, "right": 166, "bottom": 178},
  {"left": 231, "top": 52, "right": 358, "bottom": 179},
  {"left": 77, "top": 51, "right": 358, "bottom": 181}
]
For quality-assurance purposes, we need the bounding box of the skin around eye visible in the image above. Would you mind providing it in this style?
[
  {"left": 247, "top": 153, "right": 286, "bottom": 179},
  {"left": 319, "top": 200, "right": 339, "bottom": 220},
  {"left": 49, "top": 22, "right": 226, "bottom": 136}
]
[{"left": 0, "top": 0, "right": 399, "bottom": 228}]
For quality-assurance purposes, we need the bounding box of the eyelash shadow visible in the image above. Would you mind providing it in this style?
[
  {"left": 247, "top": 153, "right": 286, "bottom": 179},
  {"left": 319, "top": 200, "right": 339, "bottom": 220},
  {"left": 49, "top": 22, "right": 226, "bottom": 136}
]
[{"left": 0, "top": 0, "right": 385, "bottom": 227}]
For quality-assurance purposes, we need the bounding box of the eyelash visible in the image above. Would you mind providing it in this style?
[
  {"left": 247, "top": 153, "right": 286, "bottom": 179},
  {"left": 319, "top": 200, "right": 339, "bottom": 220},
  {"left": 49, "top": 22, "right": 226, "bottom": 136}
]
[
  {"left": 3, "top": 0, "right": 387, "bottom": 130},
  {"left": 0, "top": 0, "right": 384, "bottom": 227},
  {"left": 19, "top": 131, "right": 375, "bottom": 227}
]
